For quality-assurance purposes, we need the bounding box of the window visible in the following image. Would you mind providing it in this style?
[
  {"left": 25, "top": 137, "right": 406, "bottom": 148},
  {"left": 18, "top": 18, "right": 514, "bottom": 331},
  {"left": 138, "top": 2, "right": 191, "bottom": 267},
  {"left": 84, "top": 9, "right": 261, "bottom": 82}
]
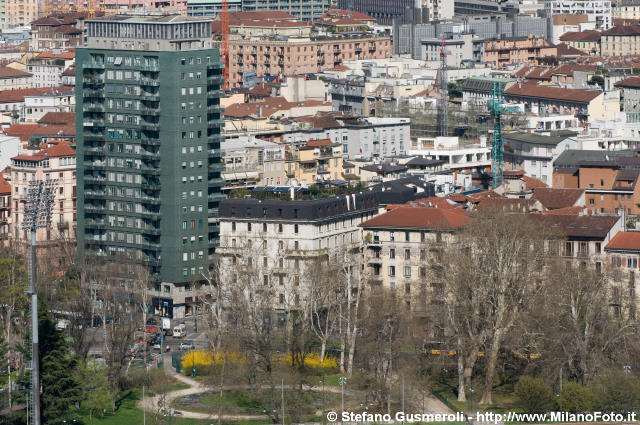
[
  {"left": 390, "top": 232, "right": 395, "bottom": 241},
  {"left": 404, "top": 266, "right": 411, "bottom": 277},
  {"left": 163, "top": 285, "right": 170, "bottom": 293},
  {"left": 294, "top": 241, "right": 299, "bottom": 250},
  {"left": 388, "top": 266, "right": 395, "bottom": 276},
  {"left": 263, "top": 275, "right": 269, "bottom": 285},
  {"left": 405, "top": 231, "right": 410, "bottom": 242},
  {"left": 405, "top": 249, "right": 411, "bottom": 260},
  {"left": 278, "top": 223, "right": 283, "bottom": 233},
  {"left": 248, "top": 223, "right": 252, "bottom": 231},
  {"left": 263, "top": 223, "right": 267, "bottom": 232},
  {"left": 231, "top": 222, "right": 236, "bottom": 231},
  {"left": 263, "top": 257, "right": 268, "bottom": 267},
  {"left": 390, "top": 248, "right": 395, "bottom": 259},
  {"left": 589, "top": 199, "right": 594, "bottom": 204},
  {"left": 294, "top": 224, "right": 299, "bottom": 233}
]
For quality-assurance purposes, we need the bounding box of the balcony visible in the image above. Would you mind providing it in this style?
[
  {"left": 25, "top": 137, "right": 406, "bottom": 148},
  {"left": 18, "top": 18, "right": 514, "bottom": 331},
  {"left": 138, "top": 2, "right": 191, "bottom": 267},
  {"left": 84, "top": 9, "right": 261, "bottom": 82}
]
[
  {"left": 84, "top": 76, "right": 105, "bottom": 87},
  {"left": 141, "top": 227, "right": 161, "bottom": 236},
  {"left": 84, "top": 160, "right": 106, "bottom": 170},
  {"left": 83, "top": 61, "right": 105, "bottom": 69},
  {"left": 84, "top": 219, "right": 106, "bottom": 229},
  {"left": 139, "top": 107, "right": 160, "bottom": 116},
  {"left": 140, "top": 196, "right": 161, "bottom": 205},
  {"left": 141, "top": 181, "right": 160, "bottom": 190},
  {"left": 140, "top": 78, "right": 159, "bottom": 87},
  {"left": 208, "top": 193, "right": 225, "bottom": 202},
  {"left": 140, "top": 210, "right": 161, "bottom": 219},
  {"left": 83, "top": 119, "right": 105, "bottom": 128},
  {"left": 141, "top": 64, "right": 159, "bottom": 72},
  {"left": 208, "top": 118, "right": 224, "bottom": 127},
  {"left": 84, "top": 104, "right": 105, "bottom": 113},
  {"left": 141, "top": 122, "right": 160, "bottom": 131},
  {"left": 140, "top": 166, "right": 160, "bottom": 176},
  {"left": 84, "top": 190, "right": 105, "bottom": 199},
  {"left": 207, "top": 75, "right": 224, "bottom": 85},
  {"left": 140, "top": 93, "right": 159, "bottom": 101},
  {"left": 208, "top": 89, "right": 225, "bottom": 98},
  {"left": 208, "top": 177, "right": 225, "bottom": 186},
  {"left": 140, "top": 137, "right": 160, "bottom": 146},
  {"left": 84, "top": 175, "right": 106, "bottom": 184},
  {"left": 207, "top": 104, "right": 223, "bottom": 113},
  {"left": 82, "top": 89, "right": 104, "bottom": 98},
  {"left": 140, "top": 150, "right": 159, "bottom": 159},
  {"left": 84, "top": 204, "right": 105, "bottom": 213}
]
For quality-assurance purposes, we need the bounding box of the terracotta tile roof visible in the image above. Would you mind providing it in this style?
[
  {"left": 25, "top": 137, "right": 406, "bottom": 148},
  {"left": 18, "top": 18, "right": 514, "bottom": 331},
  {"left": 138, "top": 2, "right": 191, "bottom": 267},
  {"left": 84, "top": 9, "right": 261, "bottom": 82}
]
[
  {"left": 605, "top": 231, "right": 640, "bottom": 251},
  {"left": 248, "top": 82, "right": 272, "bottom": 97},
  {"left": 504, "top": 82, "right": 602, "bottom": 103},
  {"left": 37, "top": 50, "right": 74, "bottom": 60},
  {"left": 53, "top": 26, "right": 82, "bottom": 34},
  {"left": 475, "top": 197, "right": 541, "bottom": 212},
  {"left": 319, "top": 9, "right": 374, "bottom": 21},
  {"left": 37, "top": 111, "right": 75, "bottom": 125},
  {"left": 4, "top": 123, "right": 75, "bottom": 141},
  {"left": 615, "top": 76, "right": 640, "bottom": 88},
  {"left": 4, "top": 124, "right": 39, "bottom": 138},
  {"left": 0, "top": 66, "right": 31, "bottom": 79},
  {"left": 559, "top": 30, "right": 602, "bottom": 42},
  {"left": 613, "top": 18, "right": 640, "bottom": 26},
  {"left": 330, "top": 65, "right": 350, "bottom": 71},
  {"left": 232, "top": 19, "right": 310, "bottom": 28},
  {"left": 294, "top": 114, "right": 342, "bottom": 129},
  {"left": 62, "top": 66, "right": 75, "bottom": 76},
  {"left": 532, "top": 188, "right": 584, "bottom": 209},
  {"left": 12, "top": 154, "right": 46, "bottom": 162},
  {"left": 522, "top": 175, "right": 548, "bottom": 190},
  {"left": 543, "top": 206, "right": 584, "bottom": 215},
  {"left": 552, "top": 63, "right": 597, "bottom": 75},
  {"left": 602, "top": 25, "right": 640, "bottom": 36},
  {"left": 359, "top": 205, "right": 471, "bottom": 230},
  {"left": 556, "top": 43, "right": 589, "bottom": 57},
  {"left": 37, "top": 140, "right": 74, "bottom": 157},
  {"left": 316, "top": 17, "right": 367, "bottom": 26},
  {"left": 305, "top": 139, "right": 332, "bottom": 147},
  {"left": 0, "top": 86, "right": 73, "bottom": 103},
  {"left": 531, "top": 214, "right": 619, "bottom": 239},
  {"left": 227, "top": 11, "right": 297, "bottom": 21},
  {"left": 0, "top": 174, "right": 10, "bottom": 194}
]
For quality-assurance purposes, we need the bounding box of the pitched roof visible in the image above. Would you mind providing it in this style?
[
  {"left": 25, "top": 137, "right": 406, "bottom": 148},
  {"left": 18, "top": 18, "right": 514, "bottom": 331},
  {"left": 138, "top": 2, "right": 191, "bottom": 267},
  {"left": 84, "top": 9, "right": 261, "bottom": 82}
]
[
  {"left": 615, "top": 76, "right": 640, "bottom": 88},
  {"left": 0, "top": 86, "right": 73, "bottom": 103},
  {"left": 37, "top": 111, "right": 75, "bottom": 125},
  {"left": 319, "top": 9, "right": 374, "bottom": 21},
  {"left": 62, "top": 66, "right": 75, "bottom": 76},
  {"left": 305, "top": 139, "right": 332, "bottom": 147},
  {"left": 556, "top": 43, "right": 588, "bottom": 57},
  {"left": 360, "top": 205, "right": 471, "bottom": 230},
  {"left": 602, "top": 25, "right": 640, "bottom": 36},
  {"left": 522, "top": 175, "right": 548, "bottom": 190},
  {"left": 605, "top": 231, "right": 640, "bottom": 251},
  {"left": 37, "top": 50, "right": 74, "bottom": 60},
  {"left": 0, "top": 66, "right": 31, "bottom": 78},
  {"left": 0, "top": 174, "right": 10, "bottom": 194},
  {"left": 38, "top": 140, "right": 75, "bottom": 157},
  {"left": 532, "top": 188, "right": 584, "bottom": 209},
  {"left": 559, "top": 30, "right": 602, "bottom": 42},
  {"left": 531, "top": 214, "right": 619, "bottom": 239},
  {"left": 248, "top": 82, "right": 272, "bottom": 97},
  {"left": 504, "top": 82, "right": 602, "bottom": 103}
]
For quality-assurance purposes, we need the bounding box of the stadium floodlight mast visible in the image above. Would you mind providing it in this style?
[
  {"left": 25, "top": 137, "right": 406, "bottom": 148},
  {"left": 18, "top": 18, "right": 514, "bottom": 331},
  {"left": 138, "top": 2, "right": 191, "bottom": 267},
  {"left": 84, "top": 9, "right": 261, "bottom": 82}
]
[{"left": 21, "top": 178, "right": 57, "bottom": 425}]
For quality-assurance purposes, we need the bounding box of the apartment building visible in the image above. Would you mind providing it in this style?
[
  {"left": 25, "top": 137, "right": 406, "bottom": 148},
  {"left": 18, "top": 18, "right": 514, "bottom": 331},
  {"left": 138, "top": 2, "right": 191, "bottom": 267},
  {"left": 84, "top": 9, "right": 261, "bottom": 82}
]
[
  {"left": 227, "top": 37, "right": 391, "bottom": 88},
  {"left": 29, "top": 13, "right": 90, "bottom": 51},
  {"left": 10, "top": 141, "right": 77, "bottom": 244},
  {"left": 360, "top": 203, "right": 471, "bottom": 312},
  {"left": 547, "top": 0, "right": 612, "bottom": 29},
  {"left": 0, "top": 174, "right": 10, "bottom": 244},
  {"left": 600, "top": 24, "right": 640, "bottom": 55},
  {"left": 558, "top": 30, "right": 602, "bottom": 55},
  {"left": 613, "top": 0, "right": 640, "bottom": 19},
  {"left": 484, "top": 35, "right": 557, "bottom": 68},
  {"left": 24, "top": 90, "right": 75, "bottom": 123},
  {"left": 76, "top": 15, "right": 224, "bottom": 318},
  {"left": 408, "top": 136, "right": 491, "bottom": 175},
  {"left": 217, "top": 193, "right": 377, "bottom": 312},
  {"left": 503, "top": 83, "right": 610, "bottom": 124},
  {"left": 222, "top": 136, "right": 284, "bottom": 188},
  {"left": 0, "top": 67, "right": 32, "bottom": 90},
  {"left": 262, "top": 139, "right": 343, "bottom": 186},
  {"left": 503, "top": 131, "right": 578, "bottom": 184},
  {"left": 28, "top": 51, "right": 75, "bottom": 88},
  {"left": 6, "top": 0, "right": 38, "bottom": 28},
  {"left": 421, "top": 33, "right": 474, "bottom": 68},
  {"left": 605, "top": 230, "right": 640, "bottom": 318},
  {"left": 615, "top": 76, "right": 640, "bottom": 113}
]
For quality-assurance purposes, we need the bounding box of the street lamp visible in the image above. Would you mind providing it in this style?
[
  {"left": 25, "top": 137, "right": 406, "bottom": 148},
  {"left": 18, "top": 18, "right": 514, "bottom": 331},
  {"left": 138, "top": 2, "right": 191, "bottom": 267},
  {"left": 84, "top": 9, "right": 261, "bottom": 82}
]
[
  {"left": 192, "top": 350, "right": 196, "bottom": 377},
  {"left": 22, "top": 178, "right": 57, "bottom": 425},
  {"left": 338, "top": 376, "right": 347, "bottom": 425}
]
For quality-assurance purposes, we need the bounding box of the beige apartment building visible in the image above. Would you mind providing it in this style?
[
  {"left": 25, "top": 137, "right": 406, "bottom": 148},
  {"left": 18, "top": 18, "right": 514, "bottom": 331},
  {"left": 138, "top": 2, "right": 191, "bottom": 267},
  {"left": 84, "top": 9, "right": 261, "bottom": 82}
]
[
  {"left": 228, "top": 37, "right": 391, "bottom": 88},
  {"left": 11, "top": 140, "right": 76, "bottom": 244},
  {"left": 484, "top": 35, "right": 557, "bottom": 68},
  {"left": 600, "top": 24, "right": 640, "bottom": 56},
  {"left": 6, "top": 0, "right": 38, "bottom": 28}
]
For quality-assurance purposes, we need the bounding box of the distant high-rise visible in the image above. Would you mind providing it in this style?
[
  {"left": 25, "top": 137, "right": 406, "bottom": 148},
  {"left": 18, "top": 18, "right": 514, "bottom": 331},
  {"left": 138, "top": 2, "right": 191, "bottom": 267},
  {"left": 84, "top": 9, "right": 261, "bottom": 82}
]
[{"left": 76, "top": 15, "right": 225, "bottom": 318}]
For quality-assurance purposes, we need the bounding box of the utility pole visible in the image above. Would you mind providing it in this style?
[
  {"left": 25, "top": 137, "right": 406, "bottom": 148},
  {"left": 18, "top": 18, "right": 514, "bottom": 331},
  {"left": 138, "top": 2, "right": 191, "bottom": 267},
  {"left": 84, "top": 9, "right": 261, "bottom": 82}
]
[
  {"left": 401, "top": 375, "right": 405, "bottom": 425},
  {"left": 339, "top": 376, "right": 347, "bottom": 425},
  {"left": 281, "top": 378, "right": 285, "bottom": 425},
  {"left": 22, "top": 179, "right": 57, "bottom": 425}
]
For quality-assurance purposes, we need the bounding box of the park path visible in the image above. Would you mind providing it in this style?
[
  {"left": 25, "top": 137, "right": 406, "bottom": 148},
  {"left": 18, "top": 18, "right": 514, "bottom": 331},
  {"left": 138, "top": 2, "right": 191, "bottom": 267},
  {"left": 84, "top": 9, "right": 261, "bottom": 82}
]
[{"left": 137, "top": 353, "right": 453, "bottom": 420}]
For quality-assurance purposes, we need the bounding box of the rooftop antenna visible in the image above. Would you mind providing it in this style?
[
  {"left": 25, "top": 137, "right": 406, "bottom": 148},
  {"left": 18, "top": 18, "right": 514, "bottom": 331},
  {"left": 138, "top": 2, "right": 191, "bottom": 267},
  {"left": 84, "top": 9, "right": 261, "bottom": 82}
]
[
  {"left": 21, "top": 178, "right": 57, "bottom": 425},
  {"left": 439, "top": 33, "right": 449, "bottom": 137}
]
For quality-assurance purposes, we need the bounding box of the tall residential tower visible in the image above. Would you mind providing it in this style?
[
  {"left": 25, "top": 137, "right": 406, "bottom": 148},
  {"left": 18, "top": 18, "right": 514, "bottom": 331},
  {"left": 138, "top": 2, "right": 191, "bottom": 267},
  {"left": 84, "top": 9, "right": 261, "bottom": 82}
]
[{"left": 76, "top": 15, "right": 225, "bottom": 318}]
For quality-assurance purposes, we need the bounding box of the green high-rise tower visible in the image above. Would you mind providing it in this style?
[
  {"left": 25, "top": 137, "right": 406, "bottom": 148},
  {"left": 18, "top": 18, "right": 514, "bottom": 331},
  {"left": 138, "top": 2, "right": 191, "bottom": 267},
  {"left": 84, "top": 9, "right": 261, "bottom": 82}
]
[{"left": 76, "top": 15, "right": 224, "bottom": 318}]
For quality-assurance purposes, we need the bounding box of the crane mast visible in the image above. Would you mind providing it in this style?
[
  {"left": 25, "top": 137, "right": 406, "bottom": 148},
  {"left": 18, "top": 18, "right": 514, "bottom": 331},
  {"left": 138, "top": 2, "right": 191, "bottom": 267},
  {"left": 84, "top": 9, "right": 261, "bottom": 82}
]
[
  {"left": 439, "top": 34, "right": 448, "bottom": 137},
  {"left": 220, "top": 0, "right": 230, "bottom": 89},
  {"left": 489, "top": 81, "right": 504, "bottom": 188}
]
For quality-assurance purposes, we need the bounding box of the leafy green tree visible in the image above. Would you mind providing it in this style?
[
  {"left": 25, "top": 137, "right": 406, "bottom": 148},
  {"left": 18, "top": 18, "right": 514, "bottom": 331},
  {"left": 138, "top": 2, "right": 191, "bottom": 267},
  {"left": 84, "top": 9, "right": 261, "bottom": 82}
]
[
  {"left": 592, "top": 369, "right": 640, "bottom": 413},
  {"left": 558, "top": 382, "right": 594, "bottom": 413},
  {"left": 515, "top": 376, "right": 555, "bottom": 413},
  {"left": 38, "top": 306, "right": 82, "bottom": 425},
  {"left": 79, "top": 360, "right": 114, "bottom": 422}
]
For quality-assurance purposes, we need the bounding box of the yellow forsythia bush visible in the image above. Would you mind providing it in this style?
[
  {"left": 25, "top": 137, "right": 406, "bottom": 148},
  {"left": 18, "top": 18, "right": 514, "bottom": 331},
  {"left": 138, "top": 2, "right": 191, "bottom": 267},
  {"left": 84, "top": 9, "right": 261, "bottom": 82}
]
[
  {"left": 180, "top": 350, "right": 246, "bottom": 370},
  {"left": 283, "top": 353, "right": 339, "bottom": 369}
]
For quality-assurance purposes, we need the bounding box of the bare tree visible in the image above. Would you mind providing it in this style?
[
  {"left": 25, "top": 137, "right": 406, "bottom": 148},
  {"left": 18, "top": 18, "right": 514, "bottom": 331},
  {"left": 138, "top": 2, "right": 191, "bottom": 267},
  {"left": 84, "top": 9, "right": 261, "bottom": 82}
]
[{"left": 336, "top": 246, "right": 364, "bottom": 378}]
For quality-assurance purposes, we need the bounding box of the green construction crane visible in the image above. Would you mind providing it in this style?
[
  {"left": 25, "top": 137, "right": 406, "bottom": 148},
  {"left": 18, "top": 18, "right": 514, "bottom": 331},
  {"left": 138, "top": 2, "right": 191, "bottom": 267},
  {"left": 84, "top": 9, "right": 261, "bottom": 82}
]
[{"left": 488, "top": 81, "right": 504, "bottom": 188}]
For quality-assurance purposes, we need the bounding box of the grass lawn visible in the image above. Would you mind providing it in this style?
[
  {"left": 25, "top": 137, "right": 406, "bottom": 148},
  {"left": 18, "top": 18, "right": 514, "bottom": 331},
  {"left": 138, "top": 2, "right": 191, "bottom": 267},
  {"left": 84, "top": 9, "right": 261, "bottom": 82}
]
[
  {"left": 174, "top": 390, "right": 263, "bottom": 413},
  {"left": 436, "top": 384, "right": 520, "bottom": 414}
]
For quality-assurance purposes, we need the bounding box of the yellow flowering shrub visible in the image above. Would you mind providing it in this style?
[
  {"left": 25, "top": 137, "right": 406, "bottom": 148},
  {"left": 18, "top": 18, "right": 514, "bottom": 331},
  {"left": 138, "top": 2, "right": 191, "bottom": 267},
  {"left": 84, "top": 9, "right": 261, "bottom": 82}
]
[
  {"left": 180, "top": 350, "right": 245, "bottom": 370},
  {"left": 283, "top": 353, "right": 339, "bottom": 369}
]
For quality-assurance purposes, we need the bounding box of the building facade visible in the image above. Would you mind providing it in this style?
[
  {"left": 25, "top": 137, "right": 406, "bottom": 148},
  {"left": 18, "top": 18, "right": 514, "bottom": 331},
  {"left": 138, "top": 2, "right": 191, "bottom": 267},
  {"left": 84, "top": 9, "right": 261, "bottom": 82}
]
[
  {"left": 547, "top": 0, "right": 612, "bottom": 29},
  {"left": 10, "top": 141, "right": 77, "bottom": 243},
  {"left": 484, "top": 35, "right": 557, "bottom": 68},
  {"left": 76, "top": 15, "right": 224, "bottom": 318},
  {"left": 600, "top": 24, "right": 640, "bottom": 56}
]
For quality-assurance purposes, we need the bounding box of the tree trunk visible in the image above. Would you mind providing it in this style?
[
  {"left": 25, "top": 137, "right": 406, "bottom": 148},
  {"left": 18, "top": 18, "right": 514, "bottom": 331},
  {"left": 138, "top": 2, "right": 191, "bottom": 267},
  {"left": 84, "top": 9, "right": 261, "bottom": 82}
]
[
  {"left": 218, "top": 355, "right": 225, "bottom": 425},
  {"left": 480, "top": 335, "right": 502, "bottom": 405},
  {"left": 319, "top": 340, "right": 326, "bottom": 365},
  {"left": 339, "top": 306, "right": 345, "bottom": 374},
  {"left": 457, "top": 348, "right": 466, "bottom": 402},
  {"left": 347, "top": 327, "right": 356, "bottom": 378}
]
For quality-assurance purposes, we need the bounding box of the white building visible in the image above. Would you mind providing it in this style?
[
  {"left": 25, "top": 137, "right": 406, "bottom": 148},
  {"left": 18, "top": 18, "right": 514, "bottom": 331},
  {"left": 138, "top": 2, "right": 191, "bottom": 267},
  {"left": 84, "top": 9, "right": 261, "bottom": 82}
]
[
  {"left": 222, "top": 136, "right": 284, "bottom": 187},
  {"left": 23, "top": 90, "right": 75, "bottom": 122},
  {"left": 547, "top": 0, "right": 612, "bottom": 29},
  {"left": 27, "top": 53, "right": 75, "bottom": 88},
  {"left": 408, "top": 136, "right": 491, "bottom": 174},
  {"left": 421, "top": 33, "right": 474, "bottom": 68},
  {"left": 0, "top": 135, "right": 21, "bottom": 171},
  {"left": 502, "top": 131, "right": 579, "bottom": 185}
]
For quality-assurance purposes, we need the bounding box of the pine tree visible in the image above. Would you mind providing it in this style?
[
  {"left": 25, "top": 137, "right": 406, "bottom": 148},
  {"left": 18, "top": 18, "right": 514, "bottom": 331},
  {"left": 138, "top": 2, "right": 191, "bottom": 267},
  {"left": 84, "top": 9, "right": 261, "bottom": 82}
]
[{"left": 38, "top": 306, "right": 82, "bottom": 425}]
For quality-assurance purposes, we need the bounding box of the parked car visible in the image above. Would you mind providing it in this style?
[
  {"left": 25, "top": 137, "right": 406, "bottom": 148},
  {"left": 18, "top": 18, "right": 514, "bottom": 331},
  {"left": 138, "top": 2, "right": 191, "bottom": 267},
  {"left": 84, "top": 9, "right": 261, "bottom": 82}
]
[
  {"left": 145, "top": 326, "right": 159, "bottom": 333},
  {"left": 179, "top": 342, "right": 194, "bottom": 351},
  {"left": 146, "top": 318, "right": 158, "bottom": 326}
]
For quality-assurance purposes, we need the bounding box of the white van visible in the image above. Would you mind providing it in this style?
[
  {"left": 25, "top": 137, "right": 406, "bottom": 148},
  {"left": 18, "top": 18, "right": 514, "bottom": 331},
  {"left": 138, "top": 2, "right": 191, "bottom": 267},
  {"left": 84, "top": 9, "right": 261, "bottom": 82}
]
[{"left": 173, "top": 323, "right": 186, "bottom": 338}]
